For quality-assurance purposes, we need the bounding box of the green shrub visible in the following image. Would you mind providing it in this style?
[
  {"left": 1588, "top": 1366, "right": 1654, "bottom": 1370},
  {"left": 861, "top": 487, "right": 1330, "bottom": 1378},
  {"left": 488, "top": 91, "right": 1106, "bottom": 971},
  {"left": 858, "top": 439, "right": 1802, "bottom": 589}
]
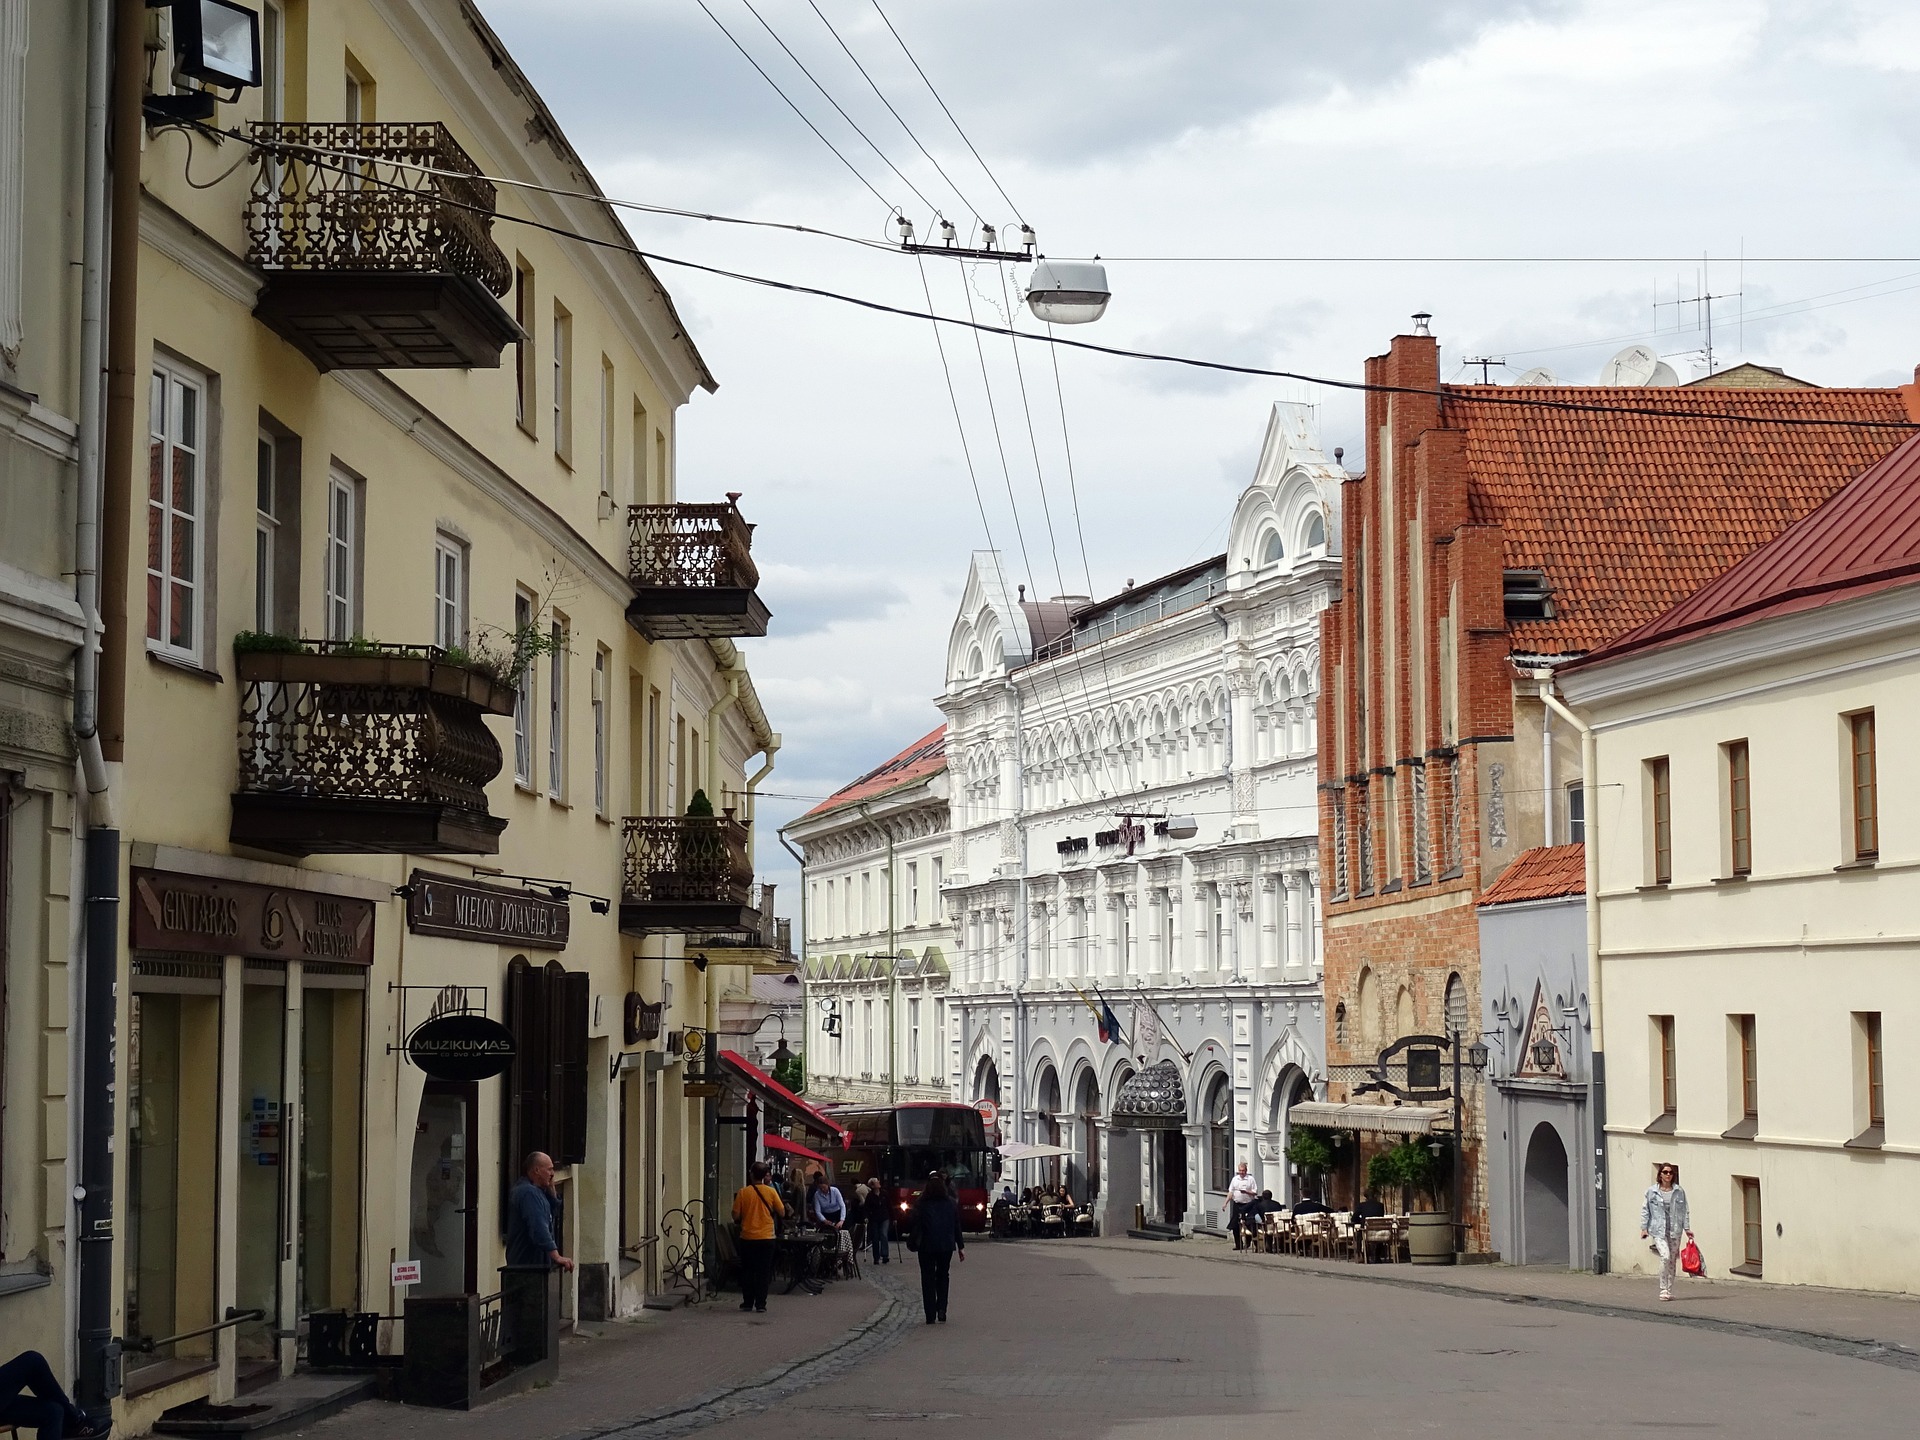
[{"left": 231, "top": 630, "right": 307, "bottom": 655}]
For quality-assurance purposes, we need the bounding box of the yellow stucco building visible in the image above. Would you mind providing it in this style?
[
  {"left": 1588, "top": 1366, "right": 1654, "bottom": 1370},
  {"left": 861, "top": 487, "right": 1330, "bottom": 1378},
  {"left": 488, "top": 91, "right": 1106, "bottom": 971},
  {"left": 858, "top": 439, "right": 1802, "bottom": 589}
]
[{"left": 82, "top": 1, "right": 780, "bottom": 1426}]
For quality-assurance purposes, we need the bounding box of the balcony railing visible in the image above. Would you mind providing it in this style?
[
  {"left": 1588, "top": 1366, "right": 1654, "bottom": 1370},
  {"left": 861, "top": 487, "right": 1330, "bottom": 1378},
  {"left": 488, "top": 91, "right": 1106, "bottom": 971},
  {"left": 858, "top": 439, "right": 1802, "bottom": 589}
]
[
  {"left": 624, "top": 501, "right": 770, "bottom": 640},
  {"left": 243, "top": 122, "right": 521, "bottom": 371},
  {"left": 620, "top": 814, "right": 758, "bottom": 934},
  {"left": 230, "top": 642, "right": 513, "bottom": 856},
  {"left": 685, "top": 883, "right": 796, "bottom": 970}
]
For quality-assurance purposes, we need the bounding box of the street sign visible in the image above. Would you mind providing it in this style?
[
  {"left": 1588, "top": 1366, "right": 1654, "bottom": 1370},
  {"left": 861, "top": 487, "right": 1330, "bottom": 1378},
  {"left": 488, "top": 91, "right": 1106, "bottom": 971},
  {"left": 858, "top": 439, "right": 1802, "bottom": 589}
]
[
  {"left": 684, "top": 1080, "right": 722, "bottom": 1099},
  {"left": 391, "top": 1260, "right": 421, "bottom": 1286},
  {"left": 1406, "top": 1048, "right": 1443, "bottom": 1092},
  {"left": 974, "top": 1098, "right": 999, "bottom": 1133}
]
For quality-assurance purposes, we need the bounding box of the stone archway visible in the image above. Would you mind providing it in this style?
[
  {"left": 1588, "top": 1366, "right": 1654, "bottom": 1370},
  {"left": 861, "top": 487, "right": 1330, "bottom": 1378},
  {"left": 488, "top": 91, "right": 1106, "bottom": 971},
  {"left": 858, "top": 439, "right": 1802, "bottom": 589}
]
[
  {"left": 1522, "top": 1122, "right": 1572, "bottom": 1267},
  {"left": 1074, "top": 1068, "right": 1102, "bottom": 1203}
]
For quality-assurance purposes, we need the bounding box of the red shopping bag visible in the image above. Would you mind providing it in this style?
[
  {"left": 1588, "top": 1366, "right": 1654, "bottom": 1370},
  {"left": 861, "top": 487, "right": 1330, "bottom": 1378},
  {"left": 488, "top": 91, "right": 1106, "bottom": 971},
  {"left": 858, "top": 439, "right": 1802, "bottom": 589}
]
[{"left": 1680, "top": 1239, "right": 1705, "bottom": 1277}]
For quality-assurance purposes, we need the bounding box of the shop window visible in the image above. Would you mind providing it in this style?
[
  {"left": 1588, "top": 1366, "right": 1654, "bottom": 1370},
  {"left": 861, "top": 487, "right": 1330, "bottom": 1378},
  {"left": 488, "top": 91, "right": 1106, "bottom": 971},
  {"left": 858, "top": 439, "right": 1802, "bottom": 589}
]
[
  {"left": 300, "top": 978, "right": 366, "bottom": 1313},
  {"left": 125, "top": 970, "right": 222, "bottom": 1385}
]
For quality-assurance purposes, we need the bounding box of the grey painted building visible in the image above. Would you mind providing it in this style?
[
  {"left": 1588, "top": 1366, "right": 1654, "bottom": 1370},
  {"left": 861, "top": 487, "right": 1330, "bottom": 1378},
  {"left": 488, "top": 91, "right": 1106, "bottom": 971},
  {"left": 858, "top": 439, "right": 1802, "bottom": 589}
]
[{"left": 1477, "top": 845, "right": 1595, "bottom": 1269}]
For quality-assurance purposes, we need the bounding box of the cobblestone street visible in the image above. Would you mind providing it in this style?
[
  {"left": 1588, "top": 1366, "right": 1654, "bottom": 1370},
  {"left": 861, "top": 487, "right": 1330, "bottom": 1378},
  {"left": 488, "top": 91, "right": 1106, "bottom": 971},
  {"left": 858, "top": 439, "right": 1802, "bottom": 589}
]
[{"left": 290, "top": 1240, "right": 1919, "bottom": 1440}]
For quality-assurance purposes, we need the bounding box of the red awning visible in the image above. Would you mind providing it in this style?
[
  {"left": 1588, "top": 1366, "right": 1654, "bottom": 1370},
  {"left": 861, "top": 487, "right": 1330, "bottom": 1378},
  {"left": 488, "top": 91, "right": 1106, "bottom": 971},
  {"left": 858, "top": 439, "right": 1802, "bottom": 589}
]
[
  {"left": 719, "top": 1050, "right": 847, "bottom": 1146},
  {"left": 763, "top": 1132, "right": 830, "bottom": 1165}
]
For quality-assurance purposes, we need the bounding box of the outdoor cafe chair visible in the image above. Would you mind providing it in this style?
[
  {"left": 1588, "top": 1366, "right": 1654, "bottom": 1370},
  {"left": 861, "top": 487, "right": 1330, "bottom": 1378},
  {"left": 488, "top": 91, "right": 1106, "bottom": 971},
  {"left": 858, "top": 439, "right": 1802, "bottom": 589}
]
[{"left": 1359, "top": 1215, "right": 1397, "bottom": 1264}]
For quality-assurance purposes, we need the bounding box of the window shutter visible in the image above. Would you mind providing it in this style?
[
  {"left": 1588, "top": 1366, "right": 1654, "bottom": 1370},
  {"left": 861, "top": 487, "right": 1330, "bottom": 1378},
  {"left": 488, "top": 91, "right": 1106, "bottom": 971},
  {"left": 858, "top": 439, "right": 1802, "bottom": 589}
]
[
  {"left": 503, "top": 956, "right": 546, "bottom": 1219},
  {"left": 558, "top": 968, "right": 591, "bottom": 1165}
]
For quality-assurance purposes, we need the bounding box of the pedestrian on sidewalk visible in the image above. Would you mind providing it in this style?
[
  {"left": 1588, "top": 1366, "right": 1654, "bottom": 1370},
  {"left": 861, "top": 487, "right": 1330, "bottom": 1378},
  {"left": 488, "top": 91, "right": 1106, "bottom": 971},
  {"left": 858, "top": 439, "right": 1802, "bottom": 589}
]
[
  {"left": 863, "top": 1179, "right": 893, "bottom": 1265},
  {"left": 0, "top": 1350, "right": 111, "bottom": 1440},
  {"left": 1226, "top": 1162, "right": 1260, "bottom": 1249},
  {"left": 913, "top": 1173, "right": 966, "bottom": 1324},
  {"left": 506, "top": 1152, "right": 576, "bottom": 1272},
  {"left": 1639, "top": 1162, "right": 1693, "bottom": 1301},
  {"left": 732, "top": 1160, "right": 785, "bottom": 1313}
]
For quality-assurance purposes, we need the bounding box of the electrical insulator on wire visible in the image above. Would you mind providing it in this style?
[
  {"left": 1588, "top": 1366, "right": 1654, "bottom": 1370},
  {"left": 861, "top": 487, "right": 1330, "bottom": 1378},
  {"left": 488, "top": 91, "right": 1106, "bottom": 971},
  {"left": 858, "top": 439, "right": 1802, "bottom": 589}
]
[
  {"left": 896, "top": 215, "right": 916, "bottom": 244},
  {"left": 979, "top": 223, "right": 998, "bottom": 250},
  {"left": 1019, "top": 224, "right": 1037, "bottom": 254},
  {"left": 938, "top": 218, "right": 958, "bottom": 246}
]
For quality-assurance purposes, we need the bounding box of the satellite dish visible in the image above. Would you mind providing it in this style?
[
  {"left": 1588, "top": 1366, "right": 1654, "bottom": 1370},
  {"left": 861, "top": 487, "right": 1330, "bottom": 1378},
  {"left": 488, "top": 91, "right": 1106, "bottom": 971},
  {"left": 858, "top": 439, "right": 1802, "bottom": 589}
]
[
  {"left": 1515, "top": 367, "right": 1558, "bottom": 384},
  {"left": 1599, "top": 344, "right": 1663, "bottom": 386},
  {"left": 1646, "top": 360, "right": 1681, "bottom": 386}
]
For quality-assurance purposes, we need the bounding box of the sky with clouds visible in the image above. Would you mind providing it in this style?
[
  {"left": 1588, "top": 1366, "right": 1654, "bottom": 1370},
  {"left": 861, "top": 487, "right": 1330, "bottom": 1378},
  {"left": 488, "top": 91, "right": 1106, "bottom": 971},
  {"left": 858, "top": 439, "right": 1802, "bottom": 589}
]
[{"left": 473, "top": 0, "right": 1920, "bottom": 916}]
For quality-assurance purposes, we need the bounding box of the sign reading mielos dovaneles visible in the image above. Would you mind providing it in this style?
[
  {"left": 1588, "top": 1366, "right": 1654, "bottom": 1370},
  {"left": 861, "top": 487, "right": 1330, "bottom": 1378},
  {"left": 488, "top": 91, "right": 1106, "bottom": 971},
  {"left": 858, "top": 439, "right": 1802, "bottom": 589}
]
[
  {"left": 404, "top": 870, "right": 571, "bottom": 949},
  {"left": 131, "top": 868, "right": 375, "bottom": 964}
]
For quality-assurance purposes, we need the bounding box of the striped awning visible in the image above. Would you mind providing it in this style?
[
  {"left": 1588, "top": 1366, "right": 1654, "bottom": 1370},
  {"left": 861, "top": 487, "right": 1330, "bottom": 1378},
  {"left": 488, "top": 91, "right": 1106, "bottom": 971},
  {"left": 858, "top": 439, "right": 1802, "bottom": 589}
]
[{"left": 1289, "top": 1101, "right": 1449, "bottom": 1135}]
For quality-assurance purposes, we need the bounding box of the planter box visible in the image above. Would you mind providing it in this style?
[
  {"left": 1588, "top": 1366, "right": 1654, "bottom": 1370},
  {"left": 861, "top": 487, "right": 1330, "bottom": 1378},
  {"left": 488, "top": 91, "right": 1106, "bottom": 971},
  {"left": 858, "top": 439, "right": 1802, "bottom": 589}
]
[
  {"left": 1407, "top": 1211, "right": 1456, "bottom": 1265},
  {"left": 233, "top": 648, "right": 517, "bottom": 716}
]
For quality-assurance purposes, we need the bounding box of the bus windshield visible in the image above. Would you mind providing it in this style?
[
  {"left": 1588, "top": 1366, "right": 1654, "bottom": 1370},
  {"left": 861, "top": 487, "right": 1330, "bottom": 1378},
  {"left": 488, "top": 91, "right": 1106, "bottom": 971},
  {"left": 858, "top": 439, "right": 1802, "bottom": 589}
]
[{"left": 897, "top": 1146, "right": 991, "bottom": 1192}]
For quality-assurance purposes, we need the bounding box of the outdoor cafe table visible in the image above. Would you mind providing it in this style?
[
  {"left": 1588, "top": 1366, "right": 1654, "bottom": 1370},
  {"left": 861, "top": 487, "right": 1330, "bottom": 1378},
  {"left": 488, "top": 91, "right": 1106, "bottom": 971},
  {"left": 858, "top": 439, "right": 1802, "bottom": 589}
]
[{"left": 778, "top": 1227, "right": 835, "bottom": 1294}]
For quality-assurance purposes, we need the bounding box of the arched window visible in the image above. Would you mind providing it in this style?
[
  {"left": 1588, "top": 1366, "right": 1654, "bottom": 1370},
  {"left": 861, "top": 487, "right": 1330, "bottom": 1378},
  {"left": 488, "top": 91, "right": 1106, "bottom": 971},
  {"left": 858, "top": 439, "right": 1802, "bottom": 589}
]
[
  {"left": 1334, "top": 1002, "right": 1348, "bottom": 1047},
  {"left": 1396, "top": 985, "right": 1416, "bottom": 1038},
  {"left": 1356, "top": 967, "right": 1376, "bottom": 1049},
  {"left": 1261, "top": 529, "right": 1285, "bottom": 565},
  {"left": 1303, "top": 511, "right": 1327, "bottom": 550},
  {"left": 1445, "top": 972, "right": 1468, "bottom": 1039},
  {"left": 1207, "top": 1074, "right": 1234, "bottom": 1194}
]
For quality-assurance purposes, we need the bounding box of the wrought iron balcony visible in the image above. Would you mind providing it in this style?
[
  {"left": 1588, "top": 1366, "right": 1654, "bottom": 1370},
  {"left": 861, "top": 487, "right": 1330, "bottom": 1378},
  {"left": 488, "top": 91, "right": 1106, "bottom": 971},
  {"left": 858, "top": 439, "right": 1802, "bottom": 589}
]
[
  {"left": 620, "top": 814, "right": 758, "bottom": 934},
  {"left": 625, "top": 500, "right": 770, "bottom": 640},
  {"left": 684, "top": 884, "right": 796, "bottom": 971},
  {"left": 244, "top": 122, "right": 521, "bottom": 372},
  {"left": 230, "top": 642, "right": 514, "bottom": 856}
]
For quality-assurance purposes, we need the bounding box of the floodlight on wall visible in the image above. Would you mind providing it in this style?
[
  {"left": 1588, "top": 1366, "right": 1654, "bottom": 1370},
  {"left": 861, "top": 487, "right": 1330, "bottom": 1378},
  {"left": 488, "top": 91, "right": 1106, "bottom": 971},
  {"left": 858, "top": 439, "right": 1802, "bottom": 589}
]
[
  {"left": 1026, "top": 259, "right": 1111, "bottom": 325},
  {"left": 174, "top": 0, "right": 262, "bottom": 89}
]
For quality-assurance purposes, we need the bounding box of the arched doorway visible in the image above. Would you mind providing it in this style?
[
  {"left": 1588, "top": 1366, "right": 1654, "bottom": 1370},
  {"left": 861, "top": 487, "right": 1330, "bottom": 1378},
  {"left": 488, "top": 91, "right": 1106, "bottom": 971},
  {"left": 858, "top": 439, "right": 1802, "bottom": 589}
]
[
  {"left": 1267, "top": 1066, "right": 1313, "bottom": 1202},
  {"left": 1205, "top": 1073, "right": 1233, "bottom": 1200},
  {"left": 1522, "top": 1122, "right": 1571, "bottom": 1267},
  {"left": 973, "top": 1056, "right": 1001, "bottom": 1104},
  {"left": 1075, "top": 1069, "right": 1102, "bottom": 1202},
  {"left": 1037, "top": 1066, "right": 1062, "bottom": 1189}
]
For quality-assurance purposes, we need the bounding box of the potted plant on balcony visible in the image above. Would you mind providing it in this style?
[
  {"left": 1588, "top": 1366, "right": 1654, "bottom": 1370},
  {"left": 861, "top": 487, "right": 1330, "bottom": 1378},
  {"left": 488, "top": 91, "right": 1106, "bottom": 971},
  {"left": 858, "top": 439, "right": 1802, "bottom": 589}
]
[{"left": 231, "top": 631, "right": 518, "bottom": 715}]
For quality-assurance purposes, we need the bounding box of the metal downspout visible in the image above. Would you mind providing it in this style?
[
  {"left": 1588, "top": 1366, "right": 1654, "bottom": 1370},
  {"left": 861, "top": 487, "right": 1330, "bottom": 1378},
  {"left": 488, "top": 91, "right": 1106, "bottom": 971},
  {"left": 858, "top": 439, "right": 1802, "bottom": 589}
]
[
  {"left": 1536, "top": 675, "right": 1609, "bottom": 1275},
  {"left": 71, "top": 0, "right": 120, "bottom": 1417}
]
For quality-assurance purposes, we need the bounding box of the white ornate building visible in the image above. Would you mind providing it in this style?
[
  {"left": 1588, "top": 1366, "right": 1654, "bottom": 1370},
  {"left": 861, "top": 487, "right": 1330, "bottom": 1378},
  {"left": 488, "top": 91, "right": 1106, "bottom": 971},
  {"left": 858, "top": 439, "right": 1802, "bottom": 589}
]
[
  {"left": 785, "top": 729, "right": 954, "bottom": 1104},
  {"left": 940, "top": 403, "right": 1340, "bottom": 1233}
]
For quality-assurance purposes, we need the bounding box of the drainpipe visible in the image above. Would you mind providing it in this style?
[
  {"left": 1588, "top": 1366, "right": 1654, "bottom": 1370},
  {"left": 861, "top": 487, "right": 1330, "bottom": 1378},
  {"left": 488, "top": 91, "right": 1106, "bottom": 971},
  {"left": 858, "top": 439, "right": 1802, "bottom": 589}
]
[
  {"left": 70, "top": 0, "right": 123, "bottom": 1418},
  {"left": 776, "top": 827, "right": 806, "bottom": 1076},
  {"left": 1535, "top": 673, "right": 1609, "bottom": 1275},
  {"left": 1541, "top": 703, "right": 1555, "bottom": 846},
  {"left": 743, "top": 734, "right": 780, "bottom": 869}
]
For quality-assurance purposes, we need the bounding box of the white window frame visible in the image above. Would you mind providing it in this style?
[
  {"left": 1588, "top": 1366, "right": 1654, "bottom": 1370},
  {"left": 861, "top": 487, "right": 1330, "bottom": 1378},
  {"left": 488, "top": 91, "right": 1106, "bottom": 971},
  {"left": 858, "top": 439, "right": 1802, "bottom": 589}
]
[
  {"left": 908, "top": 997, "right": 921, "bottom": 1082},
  {"left": 599, "top": 356, "right": 615, "bottom": 498},
  {"left": 433, "top": 535, "right": 466, "bottom": 651},
  {"left": 592, "top": 646, "right": 609, "bottom": 817},
  {"left": 324, "top": 469, "right": 358, "bottom": 641},
  {"left": 255, "top": 429, "right": 277, "bottom": 634},
  {"left": 147, "top": 360, "right": 208, "bottom": 662},
  {"left": 547, "top": 617, "right": 568, "bottom": 800},
  {"left": 513, "top": 590, "right": 534, "bottom": 787},
  {"left": 907, "top": 861, "right": 919, "bottom": 923},
  {"left": 552, "top": 303, "right": 573, "bottom": 465}
]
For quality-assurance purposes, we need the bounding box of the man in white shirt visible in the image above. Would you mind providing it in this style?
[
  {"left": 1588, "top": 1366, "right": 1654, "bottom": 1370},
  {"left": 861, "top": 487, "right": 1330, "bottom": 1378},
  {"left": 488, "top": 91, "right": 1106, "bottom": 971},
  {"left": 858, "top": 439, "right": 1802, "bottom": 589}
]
[{"left": 1226, "top": 1162, "right": 1260, "bottom": 1250}]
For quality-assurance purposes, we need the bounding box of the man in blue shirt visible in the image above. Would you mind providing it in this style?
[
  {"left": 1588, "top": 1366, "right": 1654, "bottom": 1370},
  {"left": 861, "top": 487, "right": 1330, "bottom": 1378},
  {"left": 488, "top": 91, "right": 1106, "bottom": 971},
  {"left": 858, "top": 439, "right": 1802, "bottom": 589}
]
[{"left": 506, "top": 1151, "right": 575, "bottom": 1271}]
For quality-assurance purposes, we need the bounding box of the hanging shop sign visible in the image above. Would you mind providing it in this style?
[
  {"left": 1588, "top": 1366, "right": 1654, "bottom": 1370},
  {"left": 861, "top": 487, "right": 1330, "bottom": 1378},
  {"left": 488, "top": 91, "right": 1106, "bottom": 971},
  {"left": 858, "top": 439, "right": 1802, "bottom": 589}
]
[
  {"left": 131, "top": 868, "right": 375, "bottom": 964},
  {"left": 407, "top": 1012, "right": 517, "bottom": 1081},
  {"left": 405, "top": 870, "right": 570, "bottom": 949}
]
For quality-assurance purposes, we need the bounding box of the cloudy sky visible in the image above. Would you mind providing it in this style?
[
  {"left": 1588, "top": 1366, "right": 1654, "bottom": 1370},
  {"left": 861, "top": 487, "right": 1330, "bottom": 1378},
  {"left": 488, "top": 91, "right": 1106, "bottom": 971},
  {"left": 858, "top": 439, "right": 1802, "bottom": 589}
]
[{"left": 476, "top": 0, "right": 1920, "bottom": 914}]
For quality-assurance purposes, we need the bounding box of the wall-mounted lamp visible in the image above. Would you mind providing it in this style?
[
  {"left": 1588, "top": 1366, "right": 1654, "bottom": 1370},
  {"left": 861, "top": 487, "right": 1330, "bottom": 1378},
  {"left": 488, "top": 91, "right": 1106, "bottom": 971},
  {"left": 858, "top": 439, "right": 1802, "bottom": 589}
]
[
  {"left": 1466, "top": 1040, "right": 1490, "bottom": 1072},
  {"left": 146, "top": 0, "right": 263, "bottom": 122}
]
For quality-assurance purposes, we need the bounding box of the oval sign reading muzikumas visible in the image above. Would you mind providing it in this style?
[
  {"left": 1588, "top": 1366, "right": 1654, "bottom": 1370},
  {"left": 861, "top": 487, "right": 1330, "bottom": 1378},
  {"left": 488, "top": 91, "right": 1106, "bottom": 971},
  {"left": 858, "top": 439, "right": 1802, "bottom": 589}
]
[{"left": 409, "top": 1013, "right": 516, "bottom": 1082}]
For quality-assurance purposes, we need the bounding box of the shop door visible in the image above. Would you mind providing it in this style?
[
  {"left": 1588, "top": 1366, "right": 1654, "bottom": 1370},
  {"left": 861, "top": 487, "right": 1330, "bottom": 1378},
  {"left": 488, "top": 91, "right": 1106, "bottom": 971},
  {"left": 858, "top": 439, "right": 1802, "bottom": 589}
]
[
  {"left": 410, "top": 1084, "right": 477, "bottom": 1296},
  {"left": 299, "top": 981, "right": 366, "bottom": 1319},
  {"left": 236, "top": 977, "right": 289, "bottom": 1383},
  {"left": 1159, "top": 1130, "right": 1187, "bottom": 1226}
]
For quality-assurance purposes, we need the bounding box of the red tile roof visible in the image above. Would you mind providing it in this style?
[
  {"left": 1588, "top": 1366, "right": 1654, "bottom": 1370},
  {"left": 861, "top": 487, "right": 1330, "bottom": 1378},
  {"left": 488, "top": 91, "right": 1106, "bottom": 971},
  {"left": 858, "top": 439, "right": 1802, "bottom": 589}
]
[
  {"left": 1477, "top": 844, "right": 1586, "bottom": 906},
  {"left": 1572, "top": 432, "right": 1920, "bottom": 666},
  {"left": 799, "top": 725, "right": 946, "bottom": 820},
  {"left": 1445, "top": 384, "right": 1917, "bottom": 654}
]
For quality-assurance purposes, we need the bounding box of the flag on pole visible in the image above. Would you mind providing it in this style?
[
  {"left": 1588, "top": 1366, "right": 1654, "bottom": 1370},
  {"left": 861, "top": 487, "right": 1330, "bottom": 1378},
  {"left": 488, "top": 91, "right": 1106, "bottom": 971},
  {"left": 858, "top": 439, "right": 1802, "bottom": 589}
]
[
  {"left": 1132, "top": 999, "right": 1163, "bottom": 1063},
  {"left": 1096, "top": 990, "right": 1128, "bottom": 1048}
]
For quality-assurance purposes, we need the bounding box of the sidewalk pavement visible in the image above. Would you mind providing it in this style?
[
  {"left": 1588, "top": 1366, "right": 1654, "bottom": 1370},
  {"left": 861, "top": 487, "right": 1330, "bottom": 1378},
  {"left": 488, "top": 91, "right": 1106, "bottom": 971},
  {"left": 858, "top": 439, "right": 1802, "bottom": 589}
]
[
  {"left": 295, "top": 1268, "right": 893, "bottom": 1440},
  {"left": 1103, "top": 1233, "right": 1920, "bottom": 1362}
]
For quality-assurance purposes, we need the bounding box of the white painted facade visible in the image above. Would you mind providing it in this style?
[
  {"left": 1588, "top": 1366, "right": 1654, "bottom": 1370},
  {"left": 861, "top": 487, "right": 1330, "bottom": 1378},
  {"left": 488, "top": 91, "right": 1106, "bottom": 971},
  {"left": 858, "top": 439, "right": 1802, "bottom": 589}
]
[
  {"left": 939, "top": 403, "right": 1340, "bottom": 1231},
  {"left": 1559, "top": 571, "right": 1920, "bottom": 1293},
  {"left": 787, "top": 744, "right": 954, "bottom": 1105}
]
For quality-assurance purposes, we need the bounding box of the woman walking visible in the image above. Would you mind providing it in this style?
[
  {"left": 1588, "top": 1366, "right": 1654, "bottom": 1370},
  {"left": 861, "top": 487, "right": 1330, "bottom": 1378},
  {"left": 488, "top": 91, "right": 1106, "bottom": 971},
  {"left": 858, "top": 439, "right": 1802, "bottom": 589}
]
[
  {"left": 863, "top": 1178, "right": 892, "bottom": 1265},
  {"left": 731, "top": 1160, "right": 785, "bottom": 1313},
  {"left": 913, "top": 1173, "right": 966, "bottom": 1324},
  {"left": 1638, "top": 1162, "right": 1692, "bottom": 1301}
]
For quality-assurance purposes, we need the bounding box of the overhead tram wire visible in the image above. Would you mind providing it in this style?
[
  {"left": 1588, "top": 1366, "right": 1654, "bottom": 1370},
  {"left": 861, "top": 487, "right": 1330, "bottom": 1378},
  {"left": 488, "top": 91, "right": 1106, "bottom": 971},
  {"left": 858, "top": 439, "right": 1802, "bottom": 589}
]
[
  {"left": 216, "top": 128, "right": 1920, "bottom": 433},
  {"left": 869, "top": 0, "right": 1024, "bottom": 225},
  {"left": 733, "top": 0, "right": 940, "bottom": 217},
  {"left": 913, "top": 254, "right": 1001, "bottom": 573},
  {"left": 693, "top": 0, "right": 895, "bottom": 213},
  {"left": 804, "top": 0, "right": 987, "bottom": 227}
]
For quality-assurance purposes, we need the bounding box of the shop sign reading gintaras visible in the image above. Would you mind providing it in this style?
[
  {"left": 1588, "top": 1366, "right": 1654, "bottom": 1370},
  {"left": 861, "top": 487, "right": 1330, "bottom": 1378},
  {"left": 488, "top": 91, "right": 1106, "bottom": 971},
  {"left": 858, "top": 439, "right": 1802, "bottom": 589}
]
[
  {"left": 405, "top": 870, "right": 571, "bottom": 949},
  {"left": 131, "top": 868, "right": 376, "bottom": 964}
]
